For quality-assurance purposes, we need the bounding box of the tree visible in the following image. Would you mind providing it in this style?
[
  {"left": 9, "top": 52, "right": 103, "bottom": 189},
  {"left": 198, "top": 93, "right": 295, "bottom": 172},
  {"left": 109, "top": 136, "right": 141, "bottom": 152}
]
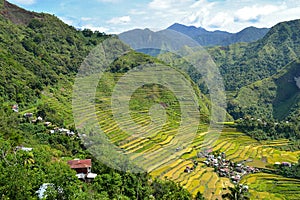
[
  {"left": 82, "top": 29, "right": 93, "bottom": 37},
  {"left": 222, "top": 184, "right": 250, "bottom": 200},
  {"left": 195, "top": 191, "right": 205, "bottom": 200}
]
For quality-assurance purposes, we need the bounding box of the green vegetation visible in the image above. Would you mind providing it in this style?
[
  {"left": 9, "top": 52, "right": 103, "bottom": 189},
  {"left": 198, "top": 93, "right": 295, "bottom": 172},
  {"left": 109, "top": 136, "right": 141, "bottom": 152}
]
[
  {"left": 271, "top": 159, "right": 300, "bottom": 179},
  {"left": 236, "top": 117, "right": 300, "bottom": 143},
  {"left": 0, "top": 113, "right": 194, "bottom": 199},
  {"left": 150, "top": 129, "right": 300, "bottom": 199},
  {"left": 0, "top": 1, "right": 110, "bottom": 110},
  {"left": 208, "top": 19, "right": 300, "bottom": 91},
  {"left": 240, "top": 173, "right": 300, "bottom": 200},
  {"left": 1, "top": 1, "right": 300, "bottom": 200},
  {"left": 0, "top": 2, "right": 198, "bottom": 199},
  {"left": 228, "top": 60, "right": 300, "bottom": 121},
  {"left": 222, "top": 184, "right": 250, "bottom": 200}
]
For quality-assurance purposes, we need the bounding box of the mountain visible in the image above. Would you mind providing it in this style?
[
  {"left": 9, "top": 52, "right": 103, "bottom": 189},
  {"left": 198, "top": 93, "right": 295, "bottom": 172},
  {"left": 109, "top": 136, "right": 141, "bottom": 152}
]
[
  {"left": 229, "top": 59, "right": 300, "bottom": 120},
  {"left": 222, "top": 26, "right": 270, "bottom": 45},
  {"left": 167, "top": 23, "right": 269, "bottom": 46},
  {"left": 119, "top": 19, "right": 300, "bottom": 121},
  {"left": 118, "top": 27, "right": 199, "bottom": 54},
  {"left": 167, "top": 23, "right": 219, "bottom": 38},
  {"left": 209, "top": 19, "right": 300, "bottom": 91}
]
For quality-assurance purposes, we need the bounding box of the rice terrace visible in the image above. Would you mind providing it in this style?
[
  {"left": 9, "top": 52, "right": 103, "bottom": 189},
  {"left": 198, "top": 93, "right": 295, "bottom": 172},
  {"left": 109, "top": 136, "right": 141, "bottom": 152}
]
[{"left": 84, "top": 71, "right": 300, "bottom": 199}]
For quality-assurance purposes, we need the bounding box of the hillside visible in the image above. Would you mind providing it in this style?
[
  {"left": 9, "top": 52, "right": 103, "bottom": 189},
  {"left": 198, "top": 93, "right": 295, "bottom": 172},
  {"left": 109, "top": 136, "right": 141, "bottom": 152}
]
[
  {"left": 167, "top": 23, "right": 269, "bottom": 46},
  {"left": 209, "top": 19, "right": 300, "bottom": 91},
  {"left": 0, "top": 1, "right": 200, "bottom": 199},
  {"left": 229, "top": 59, "right": 300, "bottom": 120},
  {"left": 0, "top": 0, "right": 111, "bottom": 109}
]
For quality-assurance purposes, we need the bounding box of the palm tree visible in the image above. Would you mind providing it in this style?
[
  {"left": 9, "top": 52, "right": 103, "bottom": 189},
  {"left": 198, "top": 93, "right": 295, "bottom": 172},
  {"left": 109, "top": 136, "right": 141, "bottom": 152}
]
[{"left": 222, "top": 184, "right": 250, "bottom": 200}]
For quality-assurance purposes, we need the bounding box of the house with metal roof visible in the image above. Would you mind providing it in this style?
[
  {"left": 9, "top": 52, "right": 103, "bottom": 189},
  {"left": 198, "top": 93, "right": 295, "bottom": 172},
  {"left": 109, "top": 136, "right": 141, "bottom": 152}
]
[{"left": 67, "top": 159, "right": 97, "bottom": 181}]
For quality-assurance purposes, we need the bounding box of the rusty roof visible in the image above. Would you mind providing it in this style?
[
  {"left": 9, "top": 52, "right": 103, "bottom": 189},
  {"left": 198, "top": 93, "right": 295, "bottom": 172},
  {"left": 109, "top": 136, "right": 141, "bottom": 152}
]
[{"left": 67, "top": 159, "right": 91, "bottom": 169}]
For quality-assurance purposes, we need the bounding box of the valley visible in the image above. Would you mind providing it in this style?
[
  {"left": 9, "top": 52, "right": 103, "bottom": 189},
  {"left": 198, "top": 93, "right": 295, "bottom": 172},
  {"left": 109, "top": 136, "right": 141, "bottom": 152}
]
[{"left": 0, "top": 0, "right": 300, "bottom": 199}]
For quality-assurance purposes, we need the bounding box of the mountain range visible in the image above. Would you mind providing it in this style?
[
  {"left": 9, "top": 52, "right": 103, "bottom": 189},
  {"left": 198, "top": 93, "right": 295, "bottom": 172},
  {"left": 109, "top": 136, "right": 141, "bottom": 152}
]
[
  {"left": 167, "top": 23, "right": 270, "bottom": 46},
  {"left": 119, "top": 18, "right": 300, "bottom": 121},
  {"left": 119, "top": 23, "right": 270, "bottom": 48},
  {"left": 1, "top": 0, "right": 299, "bottom": 122}
]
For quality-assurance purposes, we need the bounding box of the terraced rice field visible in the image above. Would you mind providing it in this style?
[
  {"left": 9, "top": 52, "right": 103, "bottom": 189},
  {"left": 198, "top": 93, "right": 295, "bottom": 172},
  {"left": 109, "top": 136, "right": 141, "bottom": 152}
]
[
  {"left": 240, "top": 173, "right": 300, "bottom": 199},
  {"left": 42, "top": 90, "right": 74, "bottom": 126},
  {"left": 73, "top": 72, "right": 300, "bottom": 199},
  {"left": 148, "top": 130, "right": 300, "bottom": 199}
]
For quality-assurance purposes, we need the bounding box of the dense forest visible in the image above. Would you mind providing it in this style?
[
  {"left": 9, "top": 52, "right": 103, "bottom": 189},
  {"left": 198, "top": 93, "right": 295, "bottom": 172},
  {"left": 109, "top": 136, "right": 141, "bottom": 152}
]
[{"left": 228, "top": 59, "right": 300, "bottom": 121}]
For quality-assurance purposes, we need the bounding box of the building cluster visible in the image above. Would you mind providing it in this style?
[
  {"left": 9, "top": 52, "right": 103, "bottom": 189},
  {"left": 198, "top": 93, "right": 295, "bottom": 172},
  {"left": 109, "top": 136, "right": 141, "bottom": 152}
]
[
  {"left": 22, "top": 111, "right": 76, "bottom": 136},
  {"left": 200, "top": 150, "right": 260, "bottom": 184},
  {"left": 184, "top": 160, "right": 199, "bottom": 173},
  {"left": 23, "top": 112, "right": 53, "bottom": 126},
  {"left": 49, "top": 127, "right": 76, "bottom": 136}
]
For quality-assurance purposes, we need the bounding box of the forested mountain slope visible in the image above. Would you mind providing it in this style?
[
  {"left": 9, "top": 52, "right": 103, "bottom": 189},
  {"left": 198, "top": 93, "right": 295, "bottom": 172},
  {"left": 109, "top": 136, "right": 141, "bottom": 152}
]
[
  {"left": 209, "top": 19, "right": 300, "bottom": 91},
  {"left": 229, "top": 59, "right": 300, "bottom": 121},
  {"left": 0, "top": 0, "right": 109, "bottom": 108}
]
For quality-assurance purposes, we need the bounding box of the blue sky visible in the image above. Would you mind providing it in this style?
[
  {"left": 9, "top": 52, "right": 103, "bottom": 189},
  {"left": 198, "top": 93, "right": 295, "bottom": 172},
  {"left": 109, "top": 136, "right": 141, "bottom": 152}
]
[{"left": 8, "top": 0, "right": 300, "bottom": 33}]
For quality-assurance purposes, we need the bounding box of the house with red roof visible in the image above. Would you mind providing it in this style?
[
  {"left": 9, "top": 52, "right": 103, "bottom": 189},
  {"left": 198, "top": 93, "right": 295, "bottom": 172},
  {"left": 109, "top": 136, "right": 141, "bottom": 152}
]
[{"left": 67, "top": 159, "right": 97, "bottom": 181}]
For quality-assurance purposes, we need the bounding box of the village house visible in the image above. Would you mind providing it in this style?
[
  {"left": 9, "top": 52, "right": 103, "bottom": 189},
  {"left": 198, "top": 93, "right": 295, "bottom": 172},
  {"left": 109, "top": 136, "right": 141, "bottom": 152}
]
[
  {"left": 44, "top": 121, "right": 52, "bottom": 126},
  {"left": 16, "top": 146, "right": 33, "bottom": 152},
  {"left": 24, "top": 113, "right": 33, "bottom": 118},
  {"left": 67, "top": 159, "right": 97, "bottom": 182},
  {"left": 49, "top": 127, "right": 75, "bottom": 136},
  {"left": 32, "top": 116, "right": 43, "bottom": 123},
  {"left": 12, "top": 104, "right": 19, "bottom": 112},
  {"left": 281, "top": 162, "right": 292, "bottom": 167}
]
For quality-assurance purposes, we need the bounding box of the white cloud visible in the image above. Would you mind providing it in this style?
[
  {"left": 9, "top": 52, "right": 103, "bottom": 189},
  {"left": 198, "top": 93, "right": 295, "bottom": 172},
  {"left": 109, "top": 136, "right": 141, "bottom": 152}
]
[
  {"left": 107, "top": 16, "right": 131, "bottom": 25},
  {"left": 59, "top": 17, "right": 74, "bottom": 26},
  {"left": 148, "top": 0, "right": 173, "bottom": 10},
  {"left": 104, "top": 0, "right": 300, "bottom": 33},
  {"left": 97, "top": 0, "right": 120, "bottom": 3},
  {"left": 10, "top": 0, "right": 36, "bottom": 5},
  {"left": 205, "top": 12, "right": 234, "bottom": 29},
  {"left": 22, "top": 0, "right": 300, "bottom": 34},
  {"left": 181, "top": 1, "right": 215, "bottom": 27},
  {"left": 81, "top": 17, "right": 93, "bottom": 21},
  {"left": 235, "top": 4, "right": 285, "bottom": 22},
  {"left": 80, "top": 24, "right": 109, "bottom": 32}
]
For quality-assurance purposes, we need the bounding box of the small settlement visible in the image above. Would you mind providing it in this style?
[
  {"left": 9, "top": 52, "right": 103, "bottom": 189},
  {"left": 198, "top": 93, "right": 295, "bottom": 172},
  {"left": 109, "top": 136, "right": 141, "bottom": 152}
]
[
  {"left": 182, "top": 149, "right": 261, "bottom": 184},
  {"left": 19, "top": 110, "right": 96, "bottom": 183},
  {"left": 201, "top": 150, "right": 260, "bottom": 183}
]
